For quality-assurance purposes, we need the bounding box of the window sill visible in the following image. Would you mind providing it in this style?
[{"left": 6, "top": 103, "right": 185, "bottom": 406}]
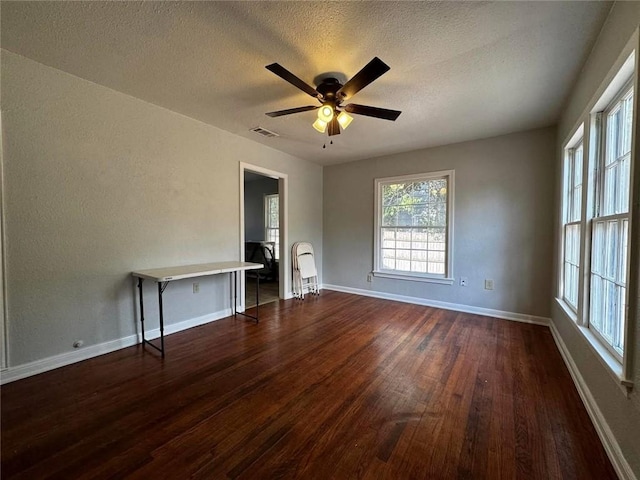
[
  {"left": 556, "top": 298, "right": 578, "bottom": 323},
  {"left": 554, "top": 297, "right": 633, "bottom": 394},
  {"left": 372, "top": 271, "right": 454, "bottom": 285}
]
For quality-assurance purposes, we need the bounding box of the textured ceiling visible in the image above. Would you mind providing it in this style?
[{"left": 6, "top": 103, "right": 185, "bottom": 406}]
[{"left": 1, "top": 1, "right": 611, "bottom": 165}]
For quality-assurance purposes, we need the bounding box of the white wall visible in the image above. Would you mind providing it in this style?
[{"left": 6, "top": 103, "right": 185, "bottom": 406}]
[
  {"left": 553, "top": 2, "right": 640, "bottom": 478},
  {"left": 323, "top": 127, "right": 556, "bottom": 318},
  {"left": 0, "top": 50, "right": 322, "bottom": 369}
]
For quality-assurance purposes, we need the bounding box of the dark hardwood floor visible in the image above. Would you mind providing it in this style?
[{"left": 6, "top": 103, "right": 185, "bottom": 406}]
[{"left": 1, "top": 292, "right": 616, "bottom": 479}]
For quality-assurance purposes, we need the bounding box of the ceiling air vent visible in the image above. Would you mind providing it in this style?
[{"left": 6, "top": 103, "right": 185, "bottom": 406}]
[{"left": 250, "top": 126, "right": 279, "bottom": 138}]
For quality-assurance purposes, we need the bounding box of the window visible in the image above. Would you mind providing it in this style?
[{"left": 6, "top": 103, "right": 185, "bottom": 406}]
[
  {"left": 562, "top": 136, "right": 583, "bottom": 311},
  {"left": 589, "top": 84, "right": 633, "bottom": 358},
  {"left": 374, "top": 171, "right": 454, "bottom": 283},
  {"left": 264, "top": 194, "right": 279, "bottom": 259},
  {"left": 556, "top": 50, "right": 636, "bottom": 384}
]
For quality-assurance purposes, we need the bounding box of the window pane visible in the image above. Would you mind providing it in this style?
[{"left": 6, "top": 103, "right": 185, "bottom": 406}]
[
  {"left": 619, "top": 220, "right": 629, "bottom": 283},
  {"left": 574, "top": 144, "right": 583, "bottom": 185},
  {"left": 590, "top": 217, "right": 627, "bottom": 357},
  {"left": 382, "top": 185, "right": 397, "bottom": 206},
  {"left": 412, "top": 182, "right": 429, "bottom": 203},
  {"left": 428, "top": 251, "right": 445, "bottom": 263},
  {"left": 606, "top": 107, "right": 620, "bottom": 165},
  {"left": 411, "top": 250, "right": 427, "bottom": 262},
  {"left": 617, "top": 286, "right": 626, "bottom": 354},
  {"left": 412, "top": 205, "right": 428, "bottom": 227},
  {"left": 429, "top": 179, "right": 447, "bottom": 203},
  {"left": 396, "top": 249, "right": 411, "bottom": 261},
  {"left": 382, "top": 206, "right": 398, "bottom": 227},
  {"left": 618, "top": 154, "right": 630, "bottom": 213},
  {"left": 428, "top": 261, "right": 445, "bottom": 275},
  {"left": 397, "top": 206, "right": 413, "bottom": 227},
  {"left": 264, "top": 195, "right": 280, "bottom": 259},
  {"left": 397, "top": 259, "right": 411, "bottom": 271},
  {"left": 428, "top": 228, "right": 445, "bottom": 251},
  {"left": 382, "top": 238, "right": 395, "bottom": 248},
  {"left": 563, "top": 224, "right": 580, "bottom": 309},
  {"left": 268, "top": 196, "right": 279, "bottom": 228},
  {"left": 590, "top": 275, "right": 602, "bottom": 330},
  {"left": 411, "top": 261, "right": 427, "bottom": 273},
  {"left": 604, "top": 221, "right": 618, "bottom": 279},
  {"left": 434, "top": 203, "right": 447, "bottom": 226},
  {"left": 622, "top": 94, "right": 633, "bottom": 155},
  {"left": 603, "top": 164, "right": 617, "bottom": 215},
  {"left": 382, "top": 257, "right": 395, "bottom": 270},
  {"left": 592, "top": 221, "right": 604, "bottom": 274},
  {"left": 601, "top": 90, "right": 632, "bottom": 217},
  {"left": 411, "top": 228, "right": 428, "bottom": 249}
]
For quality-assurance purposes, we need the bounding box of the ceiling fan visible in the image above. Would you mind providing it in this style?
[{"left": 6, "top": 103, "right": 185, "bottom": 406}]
[{"left": 265, "top": 57, "right": 401, "bottom": 136}]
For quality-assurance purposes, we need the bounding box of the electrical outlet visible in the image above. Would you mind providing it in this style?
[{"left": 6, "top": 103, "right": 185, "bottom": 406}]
[
  {"left": 193, "top": 282, "right": 200, "bottom": 294},
  {"left": 460, "top": 277, "right": 468, "bottom": 287},
  {"left": 485, "top": 279, "right": 494, "bottom": 290},
  {"left": 367, "top": 273, "right": 373, "bottom": 283}
]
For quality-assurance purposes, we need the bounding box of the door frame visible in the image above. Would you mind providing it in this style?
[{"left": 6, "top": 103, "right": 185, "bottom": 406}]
[
  {"left": 0, "top": 111, "right": 7, "bottom": 369},
  {"left": 239, "top": 162, "right": 290, "bottom": 310}
]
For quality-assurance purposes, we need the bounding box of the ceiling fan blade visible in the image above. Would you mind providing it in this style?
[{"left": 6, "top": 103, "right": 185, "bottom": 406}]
[
  {"left": 266, "top": 106, "right": 319, "bottom": 117},
  {"left": 344, "top": 104, "right": 402, "bottom": 121},
  {"left": 328, "top": 116, "right": 341, "bottom": 136},
  {"left": 337, "top": 57, "right": 390, "bottom": 99},
  {"left": 266, "top": 63, "right": 319, "bottom": 98}
]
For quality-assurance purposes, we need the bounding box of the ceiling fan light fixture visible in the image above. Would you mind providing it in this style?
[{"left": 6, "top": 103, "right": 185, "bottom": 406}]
[
  {"left": 312, "top": 118, "right": 328, "bottom": 133},
  {"left": 337, "top": 111, "right": 353, "bottom": 129},
  {"left": 317, "top": 105, "right": 334, "bottom": 122}
]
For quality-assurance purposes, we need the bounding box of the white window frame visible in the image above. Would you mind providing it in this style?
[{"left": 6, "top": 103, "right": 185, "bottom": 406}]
[
  {"left": 555, "top": 47, "right": 636, "bottom": 389},
  {"left": 264, "top": 193, "right": 279, "bottom": 260},
  {"left": 373, "top": 170, "right": 454, "bottom": 285},
  {"left": 587, "top": 82, "right": 634, "bottom": 362},
  {"left": 561, "top": 131, "right": 584, "bottom": 313}
]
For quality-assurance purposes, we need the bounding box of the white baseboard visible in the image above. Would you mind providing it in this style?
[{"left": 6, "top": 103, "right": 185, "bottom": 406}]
[
  {"left": 322, "top": 284, "right": 550, "bottom": 326},
  {"left": 549, "top": 320, "right": 636, "bottom": 480},
  {"left": 0, "top": 308, "right": 231, "bottom": 385}
]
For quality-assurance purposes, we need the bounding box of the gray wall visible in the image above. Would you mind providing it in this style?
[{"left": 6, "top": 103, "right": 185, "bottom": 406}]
[
  {"left": 244, "top": 175, "right": 278, "bottom": 242},
  {"left": 553, "top": 2, "right": 640, "bottom": 476},
  {"left": 323, "top": 127, "right": 556, "bottom": 318},
  {"left": 1, "top": 50, "right": 322, "bottom": 367}
]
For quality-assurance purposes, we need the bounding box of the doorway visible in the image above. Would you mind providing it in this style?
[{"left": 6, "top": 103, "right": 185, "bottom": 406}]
[{"left": 239, "top": 163, "right": 288, "bottom": 310}]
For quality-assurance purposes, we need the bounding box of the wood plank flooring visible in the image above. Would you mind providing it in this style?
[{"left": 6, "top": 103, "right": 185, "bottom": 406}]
[{"left": 1, "top": 292, "right": 617, "bottom": 479}]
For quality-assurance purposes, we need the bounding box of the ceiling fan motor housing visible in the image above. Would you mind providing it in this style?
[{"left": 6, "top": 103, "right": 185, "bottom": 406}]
[{"left": 316, "top": 78, "right": 344, "bottom": 105}]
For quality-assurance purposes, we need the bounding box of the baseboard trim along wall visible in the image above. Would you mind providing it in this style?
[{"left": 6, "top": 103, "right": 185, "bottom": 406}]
[
  {"left": 0, "top": 307, "right": 231, "bottom": 385},
  {"left": 549, "top": 320, "right": 636, "bottom": 480},
  {"left": 322, "top": 284, "right": 550, "bottom": 326}
]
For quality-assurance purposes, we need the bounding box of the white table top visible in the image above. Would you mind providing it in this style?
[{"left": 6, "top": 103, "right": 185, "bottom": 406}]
[{"left": 132, "top": 261, "right": 263, "bottom": 282}]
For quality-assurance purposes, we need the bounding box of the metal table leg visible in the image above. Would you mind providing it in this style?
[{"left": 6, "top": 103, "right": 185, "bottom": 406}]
[
  {"left": 137, "top": 277, "right": 145, "bottom": 343},
  {"left": 139, "top": 279, "right": 167, "bottom": 357},
  {"left": 235, "top": 270, "right": 259, "bottom": 323}
]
